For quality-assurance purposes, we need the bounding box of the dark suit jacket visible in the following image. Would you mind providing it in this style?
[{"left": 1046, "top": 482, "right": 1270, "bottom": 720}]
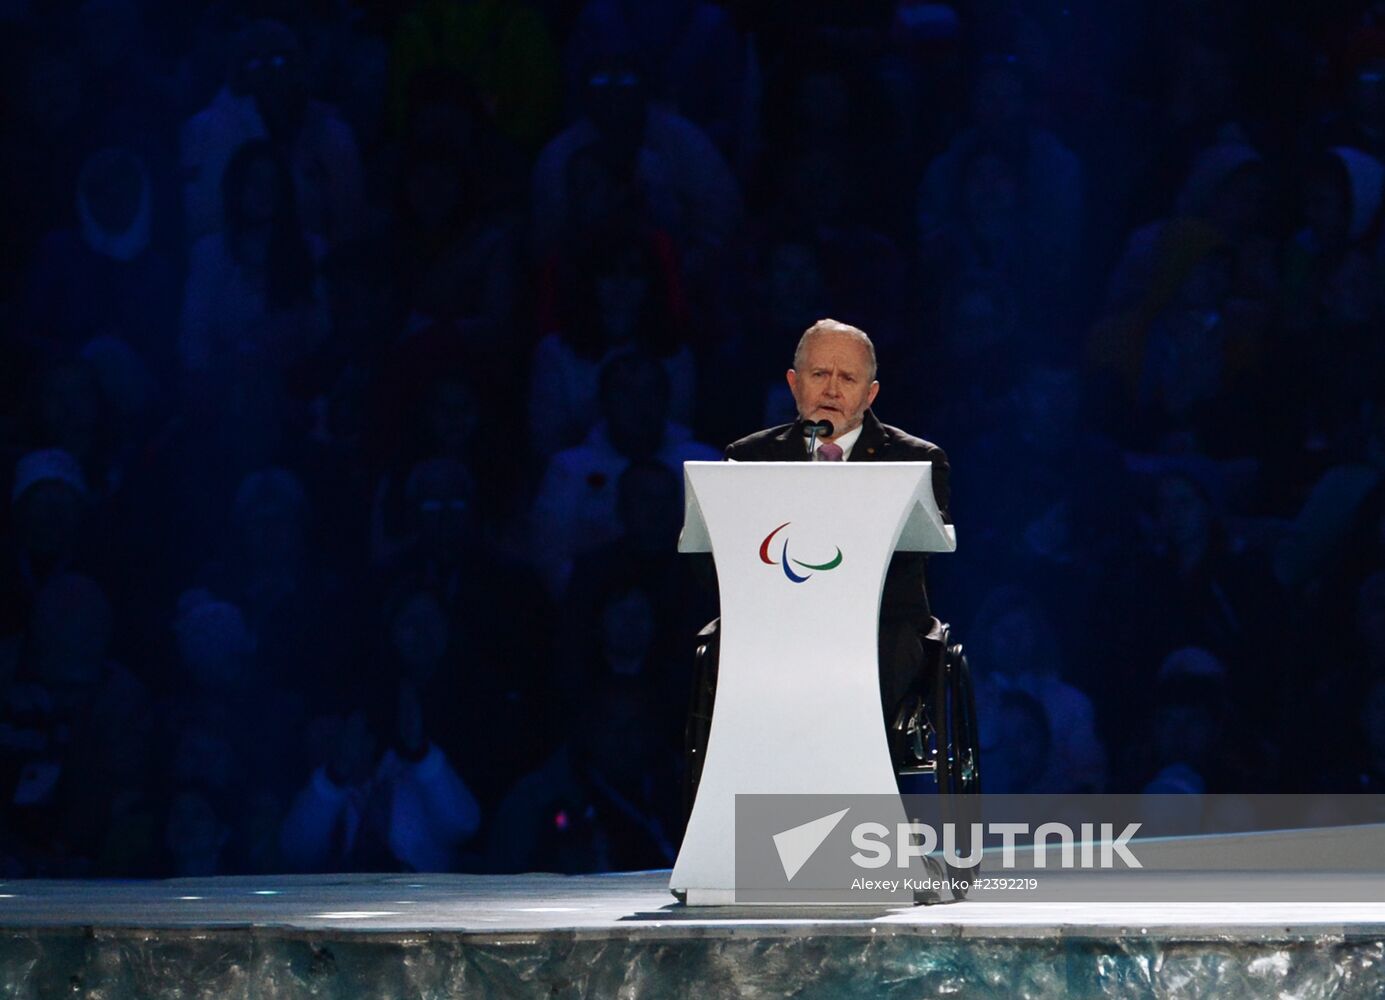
[{"left": 723, "top": 410, "right": 951, "bottom": 623}]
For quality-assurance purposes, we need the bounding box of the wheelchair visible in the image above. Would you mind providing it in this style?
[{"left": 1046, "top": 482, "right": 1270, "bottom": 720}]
[{"left": 683, "top": 616, "right": 983, "bottom": 898}]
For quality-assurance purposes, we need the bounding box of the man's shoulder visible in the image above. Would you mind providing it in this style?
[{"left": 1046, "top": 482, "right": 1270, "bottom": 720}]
[
  {"left": 873, "top": 421, "right": 947, "bottom": 460},
  {"left": 723, "top": 416, "right": 949, "bottom": 462},
  {"left": 724, "top": 422, "right": 797, "bottom": 460},
  {"left": 856, "top": 411, "right": 946, "bottom": 462}
]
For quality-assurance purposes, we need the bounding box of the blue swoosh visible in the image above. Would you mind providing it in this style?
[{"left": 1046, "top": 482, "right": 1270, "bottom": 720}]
[{"left": 781, "top": 540, "right": 811, "bottom": 583}]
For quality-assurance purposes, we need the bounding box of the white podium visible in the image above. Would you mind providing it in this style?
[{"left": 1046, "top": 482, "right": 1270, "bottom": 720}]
[{"left": 670, "top": 461, "right": 956, "bottom": 905}]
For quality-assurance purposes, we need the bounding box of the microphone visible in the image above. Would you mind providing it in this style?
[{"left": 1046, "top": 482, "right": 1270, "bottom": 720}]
[{"left": 802, "top": 419, "right": 835, "bottom": 457}]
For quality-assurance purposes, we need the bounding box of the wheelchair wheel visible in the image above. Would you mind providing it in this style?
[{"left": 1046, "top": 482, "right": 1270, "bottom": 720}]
[{"left": 929, "top": 630, "right": 982, "bottom": 895}]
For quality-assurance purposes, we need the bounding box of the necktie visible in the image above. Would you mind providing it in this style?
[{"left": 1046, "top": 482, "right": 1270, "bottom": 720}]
[{"left": 817, "top": 441, "right": 844, "bottom": 462}]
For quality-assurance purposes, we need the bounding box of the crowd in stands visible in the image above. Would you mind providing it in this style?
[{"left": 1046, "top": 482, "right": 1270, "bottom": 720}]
[{"left": 2, "top": 0, "right": 1385, "bottom": 878}]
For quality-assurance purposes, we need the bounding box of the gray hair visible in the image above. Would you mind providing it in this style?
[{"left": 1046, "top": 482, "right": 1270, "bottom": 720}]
[{"left": 792, "top": 319, "right": 877, "bottom": 381}]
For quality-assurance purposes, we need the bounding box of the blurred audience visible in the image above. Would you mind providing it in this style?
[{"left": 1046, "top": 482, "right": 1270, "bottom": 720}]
[
  {"left": 529, "top": 351, "right": 717, "bottom": 594},
  {"left": 967, "top": 584, "right": 1107, "bottom": 793},
  {"left": 0, "top": 0, "right": 1381, "bottom": 879},
  {"left": 488, "top": 677, "right": 677, "bottom": 873},
  {"left": 529, "top": 232, "right": 694, "bottom": 455},
  {"left": 22, "top": 148, "right": 179, "bottom": 375},
  {"left": 531, "top": 50, "right": 741, "bottom": 260},
  {"left": 181, "top": 19, "right": 362, "bottom": 243},
  {"left": 279, "top": 686, "right": 481, "bottom": 873}
]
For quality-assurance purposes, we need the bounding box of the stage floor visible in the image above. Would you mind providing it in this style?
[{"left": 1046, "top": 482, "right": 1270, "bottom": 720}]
[
  {"left": 2, "top": 870, "right": 1384, "bottom": 997},
  {"left": 3, "top": 869, "right": 1385, "bottom": 935}
]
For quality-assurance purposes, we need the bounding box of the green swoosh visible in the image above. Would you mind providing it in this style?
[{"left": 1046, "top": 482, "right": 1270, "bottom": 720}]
[{"left": 792, "top": 547, "right": 843, "bottom": 572}]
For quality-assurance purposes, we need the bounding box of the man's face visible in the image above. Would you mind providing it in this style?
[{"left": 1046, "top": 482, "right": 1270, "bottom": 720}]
[{"left": 786, "top": 332, "right": 879, "bottom": 440}]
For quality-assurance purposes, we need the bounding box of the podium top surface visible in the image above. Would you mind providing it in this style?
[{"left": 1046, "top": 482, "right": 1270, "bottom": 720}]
[{"left": 676, "top": 460, "right": 955, "bottom": 555}]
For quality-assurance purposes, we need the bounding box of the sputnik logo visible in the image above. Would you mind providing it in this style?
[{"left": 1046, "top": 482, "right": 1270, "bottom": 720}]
[
  {"left": 759, "top": 522, "right": 844, "bottom": 583},
  {"left": 772, "top": 808, "right": 849, "bottom": 881}
]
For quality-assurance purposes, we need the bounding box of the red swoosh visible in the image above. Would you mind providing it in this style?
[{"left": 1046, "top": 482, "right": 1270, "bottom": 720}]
[{"left": 759, "top": 522, "right": 791, "bottom": 564}]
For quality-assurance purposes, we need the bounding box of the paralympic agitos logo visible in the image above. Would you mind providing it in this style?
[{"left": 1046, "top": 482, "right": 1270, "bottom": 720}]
[{"left": 759, "top": 522, "right": 843, "bottom": 583}]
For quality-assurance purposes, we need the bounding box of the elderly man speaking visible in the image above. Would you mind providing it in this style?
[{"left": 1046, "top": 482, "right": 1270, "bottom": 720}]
[{"left": 723, "top": 318, "right": 953, "bottom": 725}]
